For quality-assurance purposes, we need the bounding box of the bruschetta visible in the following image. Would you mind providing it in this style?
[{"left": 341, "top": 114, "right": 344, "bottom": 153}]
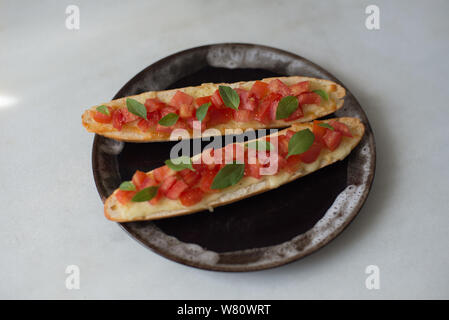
[
  {"left": 104, "top": 117, "right": 364, "bottom": 222},
  {"left": 82, "top": 76, "right": 346, "bottom": 142}
]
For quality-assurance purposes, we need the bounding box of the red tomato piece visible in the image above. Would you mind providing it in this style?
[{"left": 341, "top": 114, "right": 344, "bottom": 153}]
[
  {"left": 179, "top": 104, "right": 195, "bottom": 118},
  {"left": 233, "top": 109, "right": 252, "bottom": 122},
  {"left": 153, "top": 165, "right": 176, "bottom": 183},
  {"left": 298, "top": 92, "right": 321, "bottom": 105},
  {"left": 160, "top": 106, "right": 178, "bottom": 117},
  {"left": 166, "top": 179, "right": 188, "bottom": 200},
  {"left": 112, "top": 109, "right": 125, "bottom": 131},
  {"left": 211, "top": 89, "right": 224, "bottom": 108},
  {"left": 137, "top": 111, "right": 161, "bottom": 132},
  {"left": 170, "top": 91, "right": 194, "bottom": 109},
  {"left": 149, "top": 188, "right": 162, "bottom": 205},
  {"left": 207, "top": 107, "right": 233, "bottom": 126},
  {"left": 329, "top": 120, "right": 353, "bottom": 137},
  {"left": 249, "top": 81, "right": 269, "bottom": 99},
  {"left": 196, "top": 95, "right": 212, "bottom": 107},
  {"left": 277, "top": 135, "right": 290, "bottom": 157},
  {"left": 300, "top": 140, "right": 323, "bottom": 163},
  {"left": 285, "top": 130, "right": 296, "bottom": 140},
  {"left": 121, "top": 107, "right": 140, "bottom": 123},
  {"left": 132, "top": 170, "right": 148, "bottom": 189},
  {"left": 312, "top": 120, "right": 327, "bottom": 142},
  {"left": 199, "top": 170, "right": 218, "bottom": 193},
  {"left": 179, "top": 188, "right": 204, "bottom": 206},
  {"left": 115, "top": 190, "right": 136, "bottom": 205},
  {"left": 93, "top": 107, "right": 113, "bottom": 123},
  {"left": 290, "top": 81, "right": 310, "bottom": 96},
  {"left": 254, "top": 92, "right": 281, "bottom": 123},
  {"left": 235, "top": 88, "right": 257, "bottom": 111},
  {"left": 145, "top": 98, "right": 165, "bottom": 112},
  {"left": 160, "top": 175, "right": 177, "bottom": 195},
  {"left": 286, "top": 155, "right": 302, "bottom": 173},
  {"left": 180, "top": 170, "right": 201, "bottom": 187},
  {"left": 268, "top": 79, "right": 291, "bottom": 97},
  {"left": 322, "top": 130, "right": 342, "bottom": 151},
  {"left": 244, "top": 161, "right": 262, "bottom": 179},
  {"left": 285, "top": 104, "right": 303, "bottom": 121}
]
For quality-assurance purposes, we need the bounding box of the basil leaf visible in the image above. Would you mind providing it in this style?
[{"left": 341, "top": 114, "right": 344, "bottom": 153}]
[
  {"left": 196, "top": 102, "right": 211, "bottom": 122},
  {"left": 119, "top": 181, "right": 136, "bottom": 191},
  {"left": 245, "top": 141, "right": 273, "bottom": 151},
  {"left": 276, "top": 96, "right": 299, "bottom": 120},
  {"left": 313, "top": 89, "right": 329, "bottom": 101},
  {"left": 131, "top": 186, "right": 159, "bottom": 202},
  {"left": 287, "top": 129, "right": 315, "bottom": 157},
  {"left": 211, "top": 163, "right": 245, "bottom": 190},
  {"left": 158, "top": 113, "right": 179, "bottom": 126},
  {"left": 218, "top": 86, "right": 240, "bottom": 110},
  {"left": 96, "top": 105, "right": 110, "bottom": 116},
  {"left": 126, "top": 98, "right": 147, "bottom": 119},
  {"left": 318, "top": 123, "right": 334, "bottom": 130},
  {"left": 165, "top": 156, "right": 194, "bottom": 171}
]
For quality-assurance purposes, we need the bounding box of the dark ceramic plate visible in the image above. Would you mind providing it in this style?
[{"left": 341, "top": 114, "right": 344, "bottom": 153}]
[{"left": 92, "top": 43, "right": 376, "bottom": 272}]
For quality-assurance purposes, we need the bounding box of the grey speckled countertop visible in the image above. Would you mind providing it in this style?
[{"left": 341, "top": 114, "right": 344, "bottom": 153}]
[{"left": 1, "top": 0, "right": 448, "bottom": 299}]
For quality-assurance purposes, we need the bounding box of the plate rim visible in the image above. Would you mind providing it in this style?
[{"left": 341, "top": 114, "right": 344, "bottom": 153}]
[{"left": 92, "top": 42, "right": 376, "bottom": 272}]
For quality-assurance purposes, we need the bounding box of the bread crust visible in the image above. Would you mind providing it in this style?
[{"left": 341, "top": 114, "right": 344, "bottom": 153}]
[
  {"left": 83, "top": 76, "right": 345, "bottom": 142},
  {"left": 104, "top": 117, "right": 364, "bottom": 222}
]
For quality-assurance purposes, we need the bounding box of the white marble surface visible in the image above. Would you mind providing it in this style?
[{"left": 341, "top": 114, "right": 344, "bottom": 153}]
[{"left": 1, "top": 0, "right": 448, "bottom": 299}]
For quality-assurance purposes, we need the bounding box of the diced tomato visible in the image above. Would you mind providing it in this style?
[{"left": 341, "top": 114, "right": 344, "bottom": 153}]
[
  {"left": 173, "top": 118, "right": 189, "bottom": 130},
  {"left": 179, "top": 188, "right": 204, "bottom": 206},
  {"left": 300, "top": 140, "right": 323, "bottom": 163},
  {"left": 93, "top": 107, "right": 113, "bottom": 123},
  {"left": 254, "top": 92, "right": 281, "bottom": 123},
  {"left": 236, "top": 88, "right": 257, "bottom": 111},
  {"left": 166, "top": 179, "right": 188, "bottom": 200},
  {"left": 170, "top": 91, "right": 194, "bottom": 109},
  {"left": 290, "top": 81, "right": 310, "bottom": 96},
  {"left": 285, "top": 130, "right": 296, "bottom": 140},
  {"left": 285, "top": 104, "right": 303, "bottom": 121},
  {"left": 186, "top": 117, "right": 206, "bottom": 132},
  {"left": 286, "top": 155, "right": 301, "bottom": 173},
  {"left": 211, "top": 89, "right": 224, "bottom": 108},
  {"left": 329, "top": 120, "right": 353, "bottom": 137},
  {"left": 196, "top": 95, "right": 212, "bottom": 107},
  {"left": 115, "top": 189, "right": 136, "bottom": 205},
  {"left": 145, "top": 98, "right": 165, "bottom": 112},
  {"left": 180, "top": 170, "right": 201, "bottom": 187},
  {"left": 207, "top": 107, "right": 233, "bottom": 126},
  {"left": 322, "top": 130, "right": 342, "bottom": 151},
  {"left": 245, "top": 161, "right": 262, "bottom": 179},
  {"left": 298, "top": 92, "right": 321, "bottom": 105},
  {"left": 268, "top": 99, "right": 280, "bottom": 121},
  {"left": 233, "top": 109, "right": 252, "bottom": 122},
  {"left": 160, "top": 175, "right": 177, "bottom": 195},
  {"left": 112, "top": 109, "right": 125, "bottom": 131},
  {"left": 312, "top": 120, "right": 327, "bottom": 142},
  {"left": 277, "top": 135, "right": 290, "bottom": 157},
  {"left": 137, "top": 110, "right": 160, "bottom": 132},
  {"left": 199, "top": 170, "right": 218, "bottom": 193},
  {"left": 149, "top": 188, "right": 162, "bottom": 205},
  {"left": 179, "top": 104, "right": 195, "bottom": 118},
  {"left": 141, "top": 176, "right": 157, "bottom": 189},
  {"left": 153, "top": 165, "right": 176, "bottom": 183},
  {"left": 249, "top": 81, "right": 269, "bottom": 99},
  {"left": 132, "top": 171, "right": 148, "bottom": 189},
  {"left": 160, "top": 106, "right": 178, "bottom": 117},
  {"left": 268, "top": 79, "right": 291, "bottom": 97},
  {"left": 121, "top": 107, "right": 140, "bottom": 123}
]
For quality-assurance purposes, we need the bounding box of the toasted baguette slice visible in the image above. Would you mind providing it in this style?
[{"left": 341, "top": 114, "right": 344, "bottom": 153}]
[
  {"left": 83, "top": 76, "right": 345, "bottom": 142},
  {"left": 104, "top": 117, "right": 364, "bottom": 222}
]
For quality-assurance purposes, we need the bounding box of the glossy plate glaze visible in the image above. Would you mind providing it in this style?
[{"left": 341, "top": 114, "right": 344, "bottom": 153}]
[{"left": 92, "top": 43, "right": 376, "bottom": 271}]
